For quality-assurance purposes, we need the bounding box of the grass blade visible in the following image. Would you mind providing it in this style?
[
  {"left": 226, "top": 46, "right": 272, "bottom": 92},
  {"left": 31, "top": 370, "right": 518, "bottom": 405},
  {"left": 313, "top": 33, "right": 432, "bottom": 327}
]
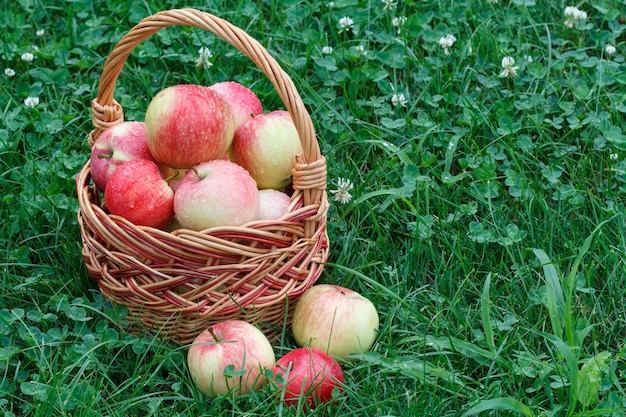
[
  {"left": 533, "top": 248, "right": 564, "bottom": 339},
  {"left": 481, "top": 273, "right": 495, "bottom": 353},
  {"left": 461, "top": 397, "right": 534, "bottom": 417}
]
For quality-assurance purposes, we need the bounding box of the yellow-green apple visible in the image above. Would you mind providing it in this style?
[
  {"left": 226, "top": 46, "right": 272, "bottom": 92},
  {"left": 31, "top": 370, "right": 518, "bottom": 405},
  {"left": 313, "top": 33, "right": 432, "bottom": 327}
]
[
  {"left": 104, "top": 159, "right": 174, "bottom": 228},
  {"left": 231, "top": 110, "right": 303, "bottom": 190},
  {"left": 144, "top": 84, "right": 235, "bottom": 168},
  {"left": 208, "top": 81, "right": 263, "bottom": 129},
  {"left": 292, "top": 284, "right": 379, "bottom": 360},
  {"left": 89, "top": 121, "right": 153, "bottom": 192},
  {"left": 272, "top": 347, "right": 344, "bottom": 408},
  {"left": 173, "top": 159, "right": 259, "bottom": 230},
  {"left": 187, "top": 320, "right": 276, "bottom": 396},
  {"left": 257, "top": 189, "right": 291, "bottom": 221}
]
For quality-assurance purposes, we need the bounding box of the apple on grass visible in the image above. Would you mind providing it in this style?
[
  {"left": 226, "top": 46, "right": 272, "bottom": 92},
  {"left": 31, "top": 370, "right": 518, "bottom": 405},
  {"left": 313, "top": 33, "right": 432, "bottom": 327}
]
[
  {"left": 173, "top": 159, "right": 259, "bottom": 230},
  {"left": 231, "top": 110, "right": 303, "bottom": 190},
  {"left": 144, "top": 84, "right": 235, "bottom": 169},
  {"left": 104, "top": 159, "right": 174, "bottom": 228},
  {"left": 257, "top": 189, "right": 291, "bottom": 221},
  {"left": 187, "top": 320, "right": 276, "bottom": 396},
  {"left": 272, "top": 347, "right": 345, "bottom": 409},
  {"left": 208, "top": 81, "right": 263, "bottom": 129},
  {"left": 89, "top": 121, "right": 153, "bottom": 192},
  {"left": 292, "top": 284, "right": 379, "bottom": 360}
]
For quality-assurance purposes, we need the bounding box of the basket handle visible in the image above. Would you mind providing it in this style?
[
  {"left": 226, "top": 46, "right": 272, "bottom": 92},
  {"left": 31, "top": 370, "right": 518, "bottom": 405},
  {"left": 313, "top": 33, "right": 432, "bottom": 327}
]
[
  {"left": 89, "top": 8, "right": 323, "bottom": 168},
  {"left": 88, "top": 8, "right": 327, "bottom": 237}
]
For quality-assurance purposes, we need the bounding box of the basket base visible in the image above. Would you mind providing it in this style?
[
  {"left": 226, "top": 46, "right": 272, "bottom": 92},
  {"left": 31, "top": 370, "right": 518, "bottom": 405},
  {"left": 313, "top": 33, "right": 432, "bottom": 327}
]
[{"left": 103, "top": 293, "right": 295, "bottom": 345}]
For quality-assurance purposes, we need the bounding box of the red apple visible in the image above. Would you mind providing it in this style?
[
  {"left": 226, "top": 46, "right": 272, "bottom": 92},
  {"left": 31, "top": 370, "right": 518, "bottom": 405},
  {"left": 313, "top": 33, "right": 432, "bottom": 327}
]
[
  {"left": 187, "top": 320, "right": 276, "bottom": 397},
  {"left": 257, "top": 189, "right": 291, "bottom": 221},
  {"left": 272, "top": 347, "right": 344, "bottom": 408},
  {"left": 89, "top": 121, "right": 153, "bottom": 192},
  {"left": 174, "top": 159, "right": 259, "bottom": 230},
  {"left": 292, "top": 284, "right": 379, "bottom": 360},
  {"left": 208, "top": 81, "right": 263, "bottom": 129},
  {"left": 144, "top": 84, "right": 235, "bottom": 168},
  {"left": 231, "top": 110, "right": 303, "bottom": 190},
  {"left": 104, "top": 159, "right": 174, "bottom": 228}
]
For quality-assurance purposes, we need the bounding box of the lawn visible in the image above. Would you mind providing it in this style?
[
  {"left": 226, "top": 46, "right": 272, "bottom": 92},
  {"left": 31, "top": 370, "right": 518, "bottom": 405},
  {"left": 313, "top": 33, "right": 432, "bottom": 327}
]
[{"left": 1, "top": 0, "right": 626, "bottom": 415}]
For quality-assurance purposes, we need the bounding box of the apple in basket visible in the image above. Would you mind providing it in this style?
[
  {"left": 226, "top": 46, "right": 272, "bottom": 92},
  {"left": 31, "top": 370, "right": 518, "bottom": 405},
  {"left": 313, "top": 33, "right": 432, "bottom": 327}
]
[
  {"left": 144, "top": 84, "right": 235, "bottom": 169},
  {"left": 230, "top": 110, "right": 303, "bottom": 190},
  {"left": 257, "top": 189, "right": 291, "bottom": 221},
  {"left": 292, "top": 284, "right": 379, "bottom": 360},
  {"left": 104, "top": 159, "right": 174, "bottom": 228},
  {"left": 187, "top": 320, "right": 276, "bottom": 396},
  {"left": 89, "top": 121, "right": 153, "bottom": 192},
  {"left": 208, "top": 81, "right": 264, "bottom": 129},
  {"left": 272, "top": 347, "right": 345, "bottom": 408},
  {"left": 173, "top": 159, "right": 259, "bottom": 230}
]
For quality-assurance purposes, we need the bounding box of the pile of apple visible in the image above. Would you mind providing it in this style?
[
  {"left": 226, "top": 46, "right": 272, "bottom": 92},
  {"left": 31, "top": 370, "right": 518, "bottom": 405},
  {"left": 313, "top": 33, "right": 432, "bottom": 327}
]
[
  {"left": 90, "top": 81, "right": 304, "bottom": 230},
  {"left": 187, "top": 284, "right": 380, "bottom": 409}
]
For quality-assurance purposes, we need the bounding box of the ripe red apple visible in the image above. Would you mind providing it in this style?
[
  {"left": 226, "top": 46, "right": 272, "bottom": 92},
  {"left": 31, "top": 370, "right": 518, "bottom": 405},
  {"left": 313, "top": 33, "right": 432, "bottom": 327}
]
[
  {"left": 173, "top": 159, "right": 259, "bottom": 230},
  {"left": 187, "top": 320, "right": 276, "bottom": 397},
  {"left": 208, "top": 81, "right": 263, "bottom": 129},
  {"left": 104, "top": 159, "right": 174, "bottom": 228},
  {"left": 292, "top": 284, "right": 379, "bottom": 360},
  {"left": 144, "top": 84, "right": 235, "bottom": 168},
  {"left": 89, "top": 121, "right": 153, "bottom": 192},
  {"left": 257, "top": 189, "right": 291, "bottom": 221},
  {"left": 231, "top": 110, "right": 303, "bottom": 190},
  {"left": 272, "top": 347, "right": 344, "bottom": 408}
]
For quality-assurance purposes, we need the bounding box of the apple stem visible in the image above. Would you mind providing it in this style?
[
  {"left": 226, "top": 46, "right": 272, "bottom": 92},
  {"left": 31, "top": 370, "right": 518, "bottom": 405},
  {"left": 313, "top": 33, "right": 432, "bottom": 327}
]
[
  {"left": 164, "top": 170, "right": 181, "bottom": 182},
  {"left": 97, "top": 153, "right": 113, "bottom": 159},
  {"left": 208, "top": 326, "right": 221, "bottom": 342}
]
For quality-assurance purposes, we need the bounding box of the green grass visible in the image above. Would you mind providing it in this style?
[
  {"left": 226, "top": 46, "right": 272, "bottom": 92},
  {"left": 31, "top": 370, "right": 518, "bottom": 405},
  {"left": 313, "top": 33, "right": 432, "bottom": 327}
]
[{"left": 2, "top": 0, "right": 626, "bottom": 415}]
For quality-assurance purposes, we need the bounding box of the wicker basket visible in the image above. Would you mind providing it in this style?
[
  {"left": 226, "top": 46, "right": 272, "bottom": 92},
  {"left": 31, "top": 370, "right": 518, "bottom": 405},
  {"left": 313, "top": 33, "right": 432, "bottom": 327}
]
[{"left": 76, "top": 8, "right": 329, "bottom": 345}]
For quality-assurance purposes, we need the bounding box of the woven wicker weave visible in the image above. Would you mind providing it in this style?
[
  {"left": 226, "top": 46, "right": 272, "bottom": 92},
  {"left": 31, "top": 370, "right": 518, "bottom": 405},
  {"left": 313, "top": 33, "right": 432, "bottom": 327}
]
[{"left": 76, "top": 8, "right": 329, "bottom": 345}]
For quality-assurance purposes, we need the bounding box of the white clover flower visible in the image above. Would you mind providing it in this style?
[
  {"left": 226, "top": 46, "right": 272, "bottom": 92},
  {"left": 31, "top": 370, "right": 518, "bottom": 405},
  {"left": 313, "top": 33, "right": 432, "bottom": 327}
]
[
  {"left": 355, "top": 44, "right": 368, "bottom": 56},
  {"left": 321, "top": 45, "right": 334, "bottom": 54},
  {"left": 382, "top": 0, "right": 397, "bottom": 10},
  {"left": 605, "top": 45, "right": 616, "bottom": 55},
  {"left": 36, "top": 29, "right": 45, "bottom": 36},
  {"left": 391, "top": 92, "right": 408, "bottom": 108},
  {"left": 21, "top": 52, "right": 34, "bottom": 62},
  {"left": 564, "top": 6, "right": 587, "bottom": 28},
  {"left": 4, "top": 68, "right": 15, "bottom": 77},
  {"left": 196, "top": 47, "right": 213, "bottom": 68},
  {"left": 24, "top": 96, "right": 39, "bottom": 108},
  {"left": 338, "top": 16, "right": 354, "bottom": 33},
  {"left": 392, "top": 16, "right": 407, "bottom": 34},
  {"left": 438, "top": 34, "right": 456, "bottom": 55},
  {"left": 610, "top": 153, "right": 619, "bottom": 161},
  {"left": 330, "top": 178, "right": 354, "bottom": 204},
  {"left": 499, "top": 56, "right": 519, "bottom": 78}
]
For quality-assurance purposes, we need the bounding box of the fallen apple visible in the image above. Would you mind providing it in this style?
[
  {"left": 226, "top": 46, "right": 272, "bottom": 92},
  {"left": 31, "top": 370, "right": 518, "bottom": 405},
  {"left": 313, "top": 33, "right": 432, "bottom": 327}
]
[
  {"left": 231, "top": 110, "right": 303, "bottom": 190},
  {"left": 104, "top": 159, "right": 174, "bottom": 228},
  {"left": 292, "top": 284, "right": 379, "bottom": 360},
  {"left": 89, "top": 121, "right": 153, "bottom": 192},
  {"left": 187, "top": 320, "right": 276, "bottom": 396},
  {"left": 208, "top": 81, "right": 263, "bottom": 129},
  {"left": 174, "top": 159, "right": 259, "bottom": 230},
  {"left": 272, "top": 347, "right": 344, "bottom": 408},
  {"left": 145, "top": 84, "right": 234, "bottom": 168}
]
